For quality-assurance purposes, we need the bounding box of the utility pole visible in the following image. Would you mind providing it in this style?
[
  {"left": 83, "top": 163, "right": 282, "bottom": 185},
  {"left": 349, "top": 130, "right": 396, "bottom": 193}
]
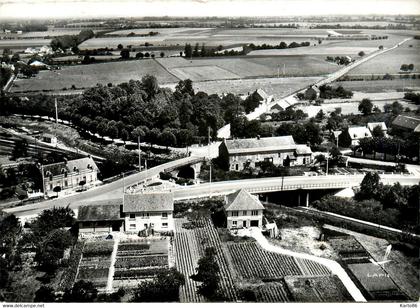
[
  {"left": 138, "top": 136, "right": 141, "bottom": 172},
  {"left": 326, "top": 150, "right": 330, "bottom": 175},
  {"left": 208, "top": 126, "right": 212, "bottom": 197},
  {"left": 54, "top": 98, "right": 58, "bottom": 124},
  {"left": 277, "top": 65, "right": 280, "bottom": 78},
  {"left": 283, "top": 63, "right": 286, "bottom": 76}
]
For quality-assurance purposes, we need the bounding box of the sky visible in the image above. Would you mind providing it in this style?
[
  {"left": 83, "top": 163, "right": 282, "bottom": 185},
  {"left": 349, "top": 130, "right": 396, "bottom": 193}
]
[{"left": 0, "top": 0, "right": 419, "bottom": 19}]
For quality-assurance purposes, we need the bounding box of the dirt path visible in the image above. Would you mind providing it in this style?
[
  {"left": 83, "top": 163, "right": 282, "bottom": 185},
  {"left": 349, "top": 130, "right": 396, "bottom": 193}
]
[
  {"left": 106, "top": 234, "right": 120, "bottom": 292},
  {"left": 243, "top": 227, "right": 367, "bottom": 302}
]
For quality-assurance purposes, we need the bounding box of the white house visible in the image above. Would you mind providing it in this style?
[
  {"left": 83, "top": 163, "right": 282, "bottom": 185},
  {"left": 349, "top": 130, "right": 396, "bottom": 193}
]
[
  {"left": 42, "top": 157, "right": 99, "bottom": 196},
  {"left": 218, "top": 136, "right": 313, "bottom": 171},
  {"left": 123, "top": 192, "right": 174, "bottom": 233},
  {"left": 367, "top": 122, "right": 388, "bottom": 137},
  {"left": 224, "top": 189, "right": 265, "bottom": 229},
  {"left": 347, "top": 126, "right": 372, "bottom": 146}
]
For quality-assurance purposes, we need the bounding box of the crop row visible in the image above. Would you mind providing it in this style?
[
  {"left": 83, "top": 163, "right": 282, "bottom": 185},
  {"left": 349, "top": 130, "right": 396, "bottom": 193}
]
[
  {"left": 227, "top": 242, "right": 302, "bottom": 279},
  {"left": 58, "top": 240, "right": 85, "bottom": 291},
  {"left": 174, "top": 219, "right": 204, "bottom": 303},
  {"left": 83, "top": 240, "right": 114, "bottom": 258},
  {"left": 77, "top": 267, "right": 110, "bottom": 280},
  {"left": 115, "top": 255, "right": 168, "bottom": 269},
  {"left": 114, "top": 267, "right": 168, "bottom": 280},
  {"left": 194, "top": 217, "right": 238, "bottom": 301},
  {"left": 118, "top": 243, "right": 150, "bottom": 251},
  {"left": 295, "top": 258, "right": 331, "bottom": 276},
  {"left": 254, "top": 282, "right": 292, "bottom": 302}
]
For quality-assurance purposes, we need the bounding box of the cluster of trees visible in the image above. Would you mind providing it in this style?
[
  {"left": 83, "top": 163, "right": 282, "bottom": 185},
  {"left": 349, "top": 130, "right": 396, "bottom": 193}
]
[
  {"left": 184, "top": 43, "right": 245, "bottom": 58},
  {"left": 270, "top": 108, "right": 308, "bottom": 122},
  {"left": 246, "top": 41, "right": 310, "bottom": 51},
  {"left": 356, "top": 135, "right": 419, "bottom": 160},
  {"left": 50, "top": 29, "right": 95, "bottom": 52},
  {"left": 325, "top": 56, "right": 352, "bottom": 66},
  {"left": 313, "top": 172, "right": 420, "bottom": 232},
  {"left": 1, "top": 77, "right": 255, "bottom": 147},
  {"left": 0, "top": 65, "right": 13, "bottom": 88},
  {"left": 400, "top": 64, "right": 415, "bottom": 72},
  {"left": 319, "top": 84, "right": 353, "bottom": 99},
  {"left": 404, "top": 92, "right": 420, "bottom": 105}
]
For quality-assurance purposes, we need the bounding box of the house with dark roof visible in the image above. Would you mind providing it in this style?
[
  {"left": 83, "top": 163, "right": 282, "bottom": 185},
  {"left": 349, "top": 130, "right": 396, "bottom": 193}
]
[
  {"left": 218, "top": 136, "right": 312, "bottom": 171},
  {"left": 392, "top": 115, "right": 420, "bottom": 133},
  {"left": 304, "top": 86, "right": 320, "bottom": 100},
  {"left": 224, "top": 189, "right": 265, "bottom": 229},
  {"left": 77, "top": 203, "right": 124, "bottom": 233},
  {"left": 123, "top": 192, "right": 174, "bottom": 232},
  {"left": 42, "top": 157, "right": 99, "bottom": 196}
]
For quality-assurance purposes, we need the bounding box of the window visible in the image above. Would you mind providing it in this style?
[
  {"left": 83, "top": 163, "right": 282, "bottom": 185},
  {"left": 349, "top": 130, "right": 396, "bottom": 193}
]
[
  {"left": 129, "top": 213, "right": 136, "bottom": 220},
  {"left": 243, "top": 211, "right": 247, "bottom": 216},
  {"left": 232, "top": 221, "right": 237, "bottom": 227},
  {"left": 49, "top": 184, "right": 53, "bottom": 190},
  {"left": 232, "top": 211, "right": 239, "bottom": 217},
  {"left": 251, "top": 210, "right": 259, "bottom": 216},
  {"left": 64, "top": 180, "right": 68, "bottom": 187},
  {"left": 235, "top": 164, "right": 239, "bottom": 171},
  {"left": 129, "top": 224, "right": 136, "bottom": 229},
  {"left": 162, "top": 223, "right": 168, "bottom": 228},
  {"left": 162, "top": 213, "right": 168, "bottom": 219},
  {"left": 142, "top": 213, "right": 150, "bottom": 219}
]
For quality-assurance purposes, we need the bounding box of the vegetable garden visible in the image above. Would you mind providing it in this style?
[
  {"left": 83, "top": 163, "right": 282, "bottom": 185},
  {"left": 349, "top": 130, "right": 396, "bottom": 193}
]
[
  {"left": 113, "top": 238, "right": 169, "bottom": 288},
  {"left": 76, "top": 239, "right": 114, "bottom": 289}
]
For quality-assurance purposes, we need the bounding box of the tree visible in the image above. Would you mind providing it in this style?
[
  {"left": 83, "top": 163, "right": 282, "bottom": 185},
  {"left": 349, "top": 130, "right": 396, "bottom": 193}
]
[
  {"left": 184, "top": 43, "right": 192, "bottom": 58},
  {"left": 34, "top": 286, "right": 56, "bottom": 302},
  {"left": 160, "top": 52, "right": 165, "bottom": 58},
  {"left": 120, "top": 128, "right": 129, "bottom": 141},
  {"left": 372, "top": 126, "right": 384, "bottom": 138},
  {"left": 408, "top": 64, "right": 414, "bottom": 71},
  {"left": 338, "top": 128, "right": 352, "bottom": 148},
  {"left": 132, "top": 268, "right": 185, "bottom": 302},
  {"left": 357, "top": 172, "right": 382, "bottom": 200},
  {"left": 190, "top": 247, "right": 220, "bottom": 299},
  {"left": 358, "top": 98, "right": 373, "bottom": 115},
  {"left": 135, "top": 52, "right": 144, "bottom": 59},
  {"left": 63, "top": 280, "right": 98, "bottom": 302},
  {"left": 159, "top": 130, "right": 177, "bottom": 149},
  {"left": 12, "top": 138, "right": 28, "bottom": 160},
  {"left": 315, "top": 109, "right": 325, "bottom": 121},
  {"left": 379, "top": 45, "right": 384, "bottom": 50},
  {"left": 53, "top": 185, "right": 61, "bottom": 197},
  {"left": 358, "top": 51, "right": 365, "bottom": 57},
  {"left": 391, "top": 101, "right": 404, "bottom": 115},
  {"left": 400, "top": 64, "right": 409, "bottom": 72},
  {"left": 117, "top": 44, "right": 123, "bottom": 50},
  {"left": 141, "top": 75, "right": 159, "bottom": 98},
  {"left": 120, "top": 49, "right": 130, "bottom": 59}
]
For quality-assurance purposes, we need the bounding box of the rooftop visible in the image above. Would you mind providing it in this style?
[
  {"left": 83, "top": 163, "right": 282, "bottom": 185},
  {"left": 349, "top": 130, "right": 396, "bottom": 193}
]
[
  {"left": 225, "top": 189, "right": 265, "bottom": 212},
  {"left": 367, "top": 122, "right": 387, "bottom": 132},
  {"left": 347, "top": 126, "right": 372, "bottom": 140},
  {"left": 77, "top": 204, "right": 123, "bottom": 222},
  {"left": 43, "top": 157, "right": 98, "bottom": 176},
  {"left": 295, "top": 144, "right": 312, "bottom": 155},
  {"left": 123, "top": 192, "right": 174, "bottom": 213},
  {"left": 392, "top": 115, "right": 420, "bottom": 131},
  {"left": 223, "top": 136, "right": 296, "bottom": 155}
]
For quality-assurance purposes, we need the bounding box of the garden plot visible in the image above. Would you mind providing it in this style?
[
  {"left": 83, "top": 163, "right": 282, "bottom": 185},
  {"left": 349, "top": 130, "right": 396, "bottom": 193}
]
[
  {"left": 76, "top": 239, "right": 114, "bottom": 289},
  {"left": 112, "top": 238, "right": 169, "bottom": 289},
  {"left": 284, "top": 276, "right": 353, "bottom": 302},
  {"left": 248, "top": 46, "right": 378, "bottom": 56},
  {"left": 251, "top": 281, "right": 292, "bottom": 302}
]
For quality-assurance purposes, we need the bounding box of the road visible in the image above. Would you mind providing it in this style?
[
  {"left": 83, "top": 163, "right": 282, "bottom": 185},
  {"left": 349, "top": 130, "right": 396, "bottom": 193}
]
[
  {"left": 3, "top": 156, "right": 205, "bottom": 217},
  {"left": 217, "top": 36, "right": 413, "bottom": 138}
]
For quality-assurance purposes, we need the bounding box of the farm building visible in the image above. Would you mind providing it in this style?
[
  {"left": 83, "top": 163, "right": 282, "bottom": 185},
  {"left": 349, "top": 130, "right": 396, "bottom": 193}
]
[
  {"left": 342, "top": 126, "right": 372, "bottom": 146},
  {"left": 224, "top": 189, "right": 264, "bottom": 229},
  {"left": 123, "top": 192, "right": 174, "bottom": 233},
  {"left": 304, "top": 86, "right": 320, "bottom": 100},
  {"left": 218, "top": 136, "right": 312, "bottom": 171},
  {"left": 78, "top": 203, "right": 124, "bottom": 233},
  {"left": 367, "top": 122, "right": 388, "bottom": 137},
  {"left": 392, "top": 115, "right": 420, "bottom": 133},
  {"left": 41, "top": 133, "right": 57, "bottom": 146},
  {"left": 42, "top": 157, "right": 99, "bottom": 196}
]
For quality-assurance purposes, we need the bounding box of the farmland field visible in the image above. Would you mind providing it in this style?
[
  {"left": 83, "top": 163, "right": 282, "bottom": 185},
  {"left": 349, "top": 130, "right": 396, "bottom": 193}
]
[
  {"left": 332, "top": 79, "right": 420, "bottom": 92},
  {"left": 350, "top": 40, "right": 420, "bottom": 74},
  {"left": 251, "top": 282, "right": 292, "bottom": 302},
  {"left": 157, "top": 55, "right": 340, "bottom": 79},
  {"left": 248, "top": 46, "right": 378, "bottom": 56},
  {"left": 170, "top": 65, "right": 240, "bottom": 81},
  {"left": 10, "top": 59, "right": 179, "bottom": 93},
  {"left": 0, "top": 38, "right": 51, "bottom": 49},
  {"left": 174, "top": 217, "right": 238, "bottom": 302}
]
